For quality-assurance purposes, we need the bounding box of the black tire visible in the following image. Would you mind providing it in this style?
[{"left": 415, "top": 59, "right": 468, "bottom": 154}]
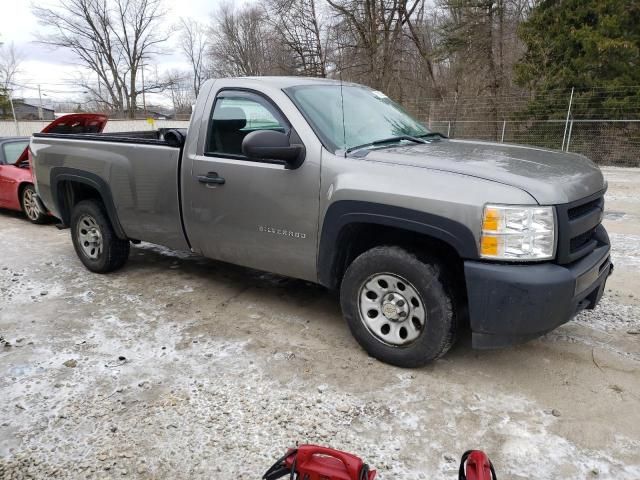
[
  {"left": 70, "top": 199, "right": 130, "bottom": 273},
  {"left": 340, "top": 246, "right": 457, "bottom": 368},
  {"left": 21, "top": 184, "right": 47, "bottom": 224}
]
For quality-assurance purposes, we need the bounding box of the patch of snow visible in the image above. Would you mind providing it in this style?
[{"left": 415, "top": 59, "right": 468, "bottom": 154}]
[
  {"left": 136, "top": 242, "right": 194, "bottom": 259},
  {"left": 609, "top": 233, "right": 640, "bottom": 268}
]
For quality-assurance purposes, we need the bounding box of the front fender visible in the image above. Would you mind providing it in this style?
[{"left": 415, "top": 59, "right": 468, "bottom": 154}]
[{"left": 317, "top": 200, "right": 478, "bottom": 288}]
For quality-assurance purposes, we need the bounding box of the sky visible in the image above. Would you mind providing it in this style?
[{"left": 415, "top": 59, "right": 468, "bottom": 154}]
[{"left": 0, "top": 0, "right": 251, "bottom": 107}]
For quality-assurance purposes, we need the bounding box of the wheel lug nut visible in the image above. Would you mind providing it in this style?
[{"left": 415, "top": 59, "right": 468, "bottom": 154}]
[{"left": 396, "top": 300, "right": 404, "bottom": 307}]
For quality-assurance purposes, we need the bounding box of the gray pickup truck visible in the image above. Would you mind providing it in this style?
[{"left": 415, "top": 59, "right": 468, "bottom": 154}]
[{"left": 31, "top": 77, "right": 612, "bottom": 367}]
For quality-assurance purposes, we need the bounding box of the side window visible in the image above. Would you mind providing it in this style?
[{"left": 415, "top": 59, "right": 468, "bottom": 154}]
[{"left": 205, "top": 93, "right": 287, "bottom": 157}]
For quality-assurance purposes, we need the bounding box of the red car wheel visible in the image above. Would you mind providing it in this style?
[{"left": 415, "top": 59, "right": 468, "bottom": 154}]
[{"left": 21, "top": 184, "right": 47, "bottom": 224}]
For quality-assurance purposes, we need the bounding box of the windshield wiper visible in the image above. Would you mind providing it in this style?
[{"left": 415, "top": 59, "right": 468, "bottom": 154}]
[
  {"left": 417, "top": 132, "right": 447, "bottom": 140},
  {"left": 346, "top": 135, "right": 427, "bottom": 154}
]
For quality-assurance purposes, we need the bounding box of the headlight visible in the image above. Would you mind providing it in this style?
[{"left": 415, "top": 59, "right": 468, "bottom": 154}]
[{"left": 480, "top": 205, "right": 556, "bottom": 260}]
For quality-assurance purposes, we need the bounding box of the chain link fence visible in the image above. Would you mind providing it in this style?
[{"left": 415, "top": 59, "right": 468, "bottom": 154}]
[
  {"left": 424, "top": 119, "right": 640, "bottom": 166},
  {"left": 2, "top": 86, "right": 639, "bottom": 166},
  {"left": 3, "top": 116, "right": 636, "bottom": 167},
  {"left": 405, "top": 86, "right": 640, "bottom": 167}
]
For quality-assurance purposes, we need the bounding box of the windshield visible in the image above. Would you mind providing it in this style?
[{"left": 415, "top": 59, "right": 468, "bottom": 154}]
[
  {"left": 284, "top": 85, "right": 430, "bottom": 153},
  {"left": 2, "top": 141, "right": 29, "bottom": 164}
]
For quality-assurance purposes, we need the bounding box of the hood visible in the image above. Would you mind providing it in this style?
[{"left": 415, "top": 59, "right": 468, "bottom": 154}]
[
  {"left": 16, "top": 113, "right": 108, "bottom": 165},
  {"left": 361, "top": 139, "right": 605, "bottom": 204}
]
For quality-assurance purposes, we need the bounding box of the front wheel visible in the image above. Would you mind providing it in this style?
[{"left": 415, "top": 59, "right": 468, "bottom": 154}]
[
  {"left": 21, "top": 184, "right": 47, "bottom": 224},
  {"left": 340, "top": 246, "right": 458, "bottom": 368},
  {"left": 70, "top": 199, "right": 130, "bottom": 273}
]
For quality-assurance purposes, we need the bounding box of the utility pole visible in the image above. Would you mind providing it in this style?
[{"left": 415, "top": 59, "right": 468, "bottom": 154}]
[
  {"left": 140, "top": 64, "right": 147, "bottom": 116},
  {"left": 37, "top": 84, "right": 44, "bottom": 120},
  {"left": 8, "top": 89, "right": 20, "bottom": 135},
  {"left": 561, "top": 87, "right": 574, "bottom": 151}
]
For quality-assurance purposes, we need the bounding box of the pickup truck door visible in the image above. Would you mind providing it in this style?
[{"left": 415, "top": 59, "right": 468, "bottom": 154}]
[{"left": 182, "top": 88, "right": 321, "bottom": 282}]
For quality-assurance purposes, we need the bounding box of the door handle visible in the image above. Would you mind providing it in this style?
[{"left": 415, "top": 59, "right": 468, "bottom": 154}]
[{"left": 197, "top": 172, "right": 226, "bottom": 185}]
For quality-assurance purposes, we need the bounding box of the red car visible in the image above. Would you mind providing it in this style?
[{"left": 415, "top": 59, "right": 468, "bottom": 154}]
[{"left": 0, "top": 114, "right": 108, "bottom": 223}]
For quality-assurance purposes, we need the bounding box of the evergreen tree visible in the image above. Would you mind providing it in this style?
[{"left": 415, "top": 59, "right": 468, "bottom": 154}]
[{"left": 515, "top": 0, "right": 640, "bottom": 119}]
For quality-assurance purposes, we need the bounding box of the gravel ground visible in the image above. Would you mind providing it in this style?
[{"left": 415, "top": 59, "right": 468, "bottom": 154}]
[{"left": 1, "top": 167, "right": 639, "bottom": 479}]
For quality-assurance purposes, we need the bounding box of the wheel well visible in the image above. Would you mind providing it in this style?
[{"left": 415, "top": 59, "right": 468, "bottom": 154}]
[
  {"left": 331, "top": 223, "right": 469, "bottom": 327},
  {"left": 56, "top": 180, "right": 103, "bottom": 225},
  {"left": 17, "top": 182, "right": 33, "bottom": 203},
  {"left": 332, "top": 223, "right": 465, "bottom": 289}
]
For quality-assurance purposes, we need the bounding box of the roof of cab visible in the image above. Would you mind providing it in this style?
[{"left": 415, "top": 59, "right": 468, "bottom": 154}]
[{"left": 218, "top": 76, "right": 361, "bottom": 89}]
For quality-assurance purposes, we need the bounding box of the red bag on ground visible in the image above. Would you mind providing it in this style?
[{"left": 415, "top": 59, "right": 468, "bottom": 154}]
[{"left": 263, "top": 444, "right": 376, "bottom": 480}]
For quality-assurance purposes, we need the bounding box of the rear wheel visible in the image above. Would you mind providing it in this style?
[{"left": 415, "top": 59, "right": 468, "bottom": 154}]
[
  {"left": 70, "top": 199, "right": 130, "bottom": 273},
  {"left": 21, "top": 184, "right": 47, "bottom": 224},
  {"left": 340, "top": 246, "right": 457, "bottom": 368}
]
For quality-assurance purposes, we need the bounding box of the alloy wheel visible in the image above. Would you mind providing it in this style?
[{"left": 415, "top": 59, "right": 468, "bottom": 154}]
[{"left": 22, "top": 187, "right": 41, "bottom": 221}]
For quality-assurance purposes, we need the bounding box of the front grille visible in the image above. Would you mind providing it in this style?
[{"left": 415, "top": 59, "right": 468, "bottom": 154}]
[
  {"left": 556, "top": 191, "right": 606, "bottom": 264},
  {"left": 568, "top": 197, "right": 603, "bottom": 220},
  {"left": 570, "top": 228, "right": 597, "bottom": 252}
]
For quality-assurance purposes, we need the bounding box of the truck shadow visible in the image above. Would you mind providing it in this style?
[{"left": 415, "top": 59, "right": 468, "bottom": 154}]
[
  {"left": 121, "top": 242, "right": 479, "bottom": 366},
  {"left": 124, "top": 242, "right": 343, "bottom": 325},
  {"left": 63, "top": 237, "right": 631, "bottom": 382}
]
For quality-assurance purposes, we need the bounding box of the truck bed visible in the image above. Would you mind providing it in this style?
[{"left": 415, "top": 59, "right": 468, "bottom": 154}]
[{"left": 31, "top": 130, "right": 190, "bottom": 250}]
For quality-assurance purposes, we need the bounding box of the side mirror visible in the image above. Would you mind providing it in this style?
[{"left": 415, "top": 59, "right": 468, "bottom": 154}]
[{"left": 242, "top": 130, "right": 305, "bottom": 169}]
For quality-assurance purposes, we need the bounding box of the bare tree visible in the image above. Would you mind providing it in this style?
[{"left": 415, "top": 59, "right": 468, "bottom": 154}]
[
  {"left": 0, "top": 42, "right": 23, "bottom": 119},
  {"left": 267, "top": 0, "right": 327, "bottom": 77},
  {"left": 0, "top": 42, "right": 23, "bottom": 91},
  {"left": 404, "top": 2, "right": 444, "bottom": 99},
  {"left": 163, "top": 69, "right": 195, "bottom": 115},
  {"left": 112, "top": 0, "right": 171, "bottom": 116},
  {"left": 326, "top": 0, "right": 420, "bottom": 91},
  {"left": 429, "top": 0, "right": 534, "bottom": 137},
  {"left": 34, "top": 0, "right": 170, "bottom": 118},
  {"left": 34, "top": 0, "right": 126, "bottom": 113},
  {"left": 209, "top": 3, "right": 274, "bottom": 77},
  {"left": 179, "top": 18, "right": 209, "bottom": 96}
]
